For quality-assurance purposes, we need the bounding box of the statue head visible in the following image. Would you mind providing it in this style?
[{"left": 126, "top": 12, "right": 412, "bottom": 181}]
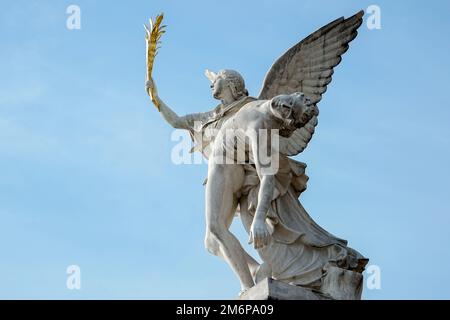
[
  {"left": 270, "top": 92, "right": 318, "bottom": 135},
  {"left": 205, "top": 69, "right": 249, "bottom": 102}
]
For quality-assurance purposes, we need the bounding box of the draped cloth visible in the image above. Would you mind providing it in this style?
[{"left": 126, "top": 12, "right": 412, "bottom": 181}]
[
  {"left": 239, "top": 156, "right": 368, "bottom": 287},
  {"left": 186, "top": 96, "right": 257, "bottom": 158}
]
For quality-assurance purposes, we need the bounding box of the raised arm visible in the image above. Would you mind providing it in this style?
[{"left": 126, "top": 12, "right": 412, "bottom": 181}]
[
  {"left": 145, "top": 78, "right": 190, "bottom": 129},
  {"left": 145, "top": 78, "right": 216, "bottom": 132}
]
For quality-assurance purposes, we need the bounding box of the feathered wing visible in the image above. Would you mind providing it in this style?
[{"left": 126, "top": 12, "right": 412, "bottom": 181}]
[{"left": 258, "top": 10, "right": 364, "bottom": 156}]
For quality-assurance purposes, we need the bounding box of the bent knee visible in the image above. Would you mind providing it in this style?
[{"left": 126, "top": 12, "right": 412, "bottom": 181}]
[{"left": 204, "top": 233, "right": 219, "bottom": 256}]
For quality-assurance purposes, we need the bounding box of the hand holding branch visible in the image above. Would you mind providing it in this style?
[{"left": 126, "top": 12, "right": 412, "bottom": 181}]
[{"left": 144, "top": 13, "right": 166, "bottom": 111}]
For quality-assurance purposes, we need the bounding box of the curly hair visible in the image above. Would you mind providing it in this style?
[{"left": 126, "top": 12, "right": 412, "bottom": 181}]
[{"left": 217, "top": 69, "right": 249, "bottom": 99}]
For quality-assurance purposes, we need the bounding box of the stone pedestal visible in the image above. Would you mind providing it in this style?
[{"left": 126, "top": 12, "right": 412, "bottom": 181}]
[
  {"left": 320, "top": 266, "right": 364, "bottom": 300},
  {"left": 238, "top": 267, "right": 364, "bottom": 300},
  {"left": 238, "top": 278, "right": 331, "bottom": 300}
]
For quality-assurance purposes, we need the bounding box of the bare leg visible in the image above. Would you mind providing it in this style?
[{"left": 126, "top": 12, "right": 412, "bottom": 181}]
[
  {"left": 204, "top": 197, "right": 260, "bottom": 279},
  {"left": 204, "top": 162, "right": 255, "bottom": 290}
]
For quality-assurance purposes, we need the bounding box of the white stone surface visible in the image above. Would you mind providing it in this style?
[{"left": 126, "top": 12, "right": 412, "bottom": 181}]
[{"left": 238, "top": 278, "right": 331, "bottom": 300}]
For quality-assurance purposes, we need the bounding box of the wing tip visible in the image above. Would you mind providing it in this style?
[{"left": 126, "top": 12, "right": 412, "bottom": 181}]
[
  {"left": 258, "top": 10, "right": 364, "bottom": 101},
  {"left": 349, "top": 10, "right": 365, "bottom": 23},
  {"left": 351, "top": 10, "right": 365, "bottom": 19}
]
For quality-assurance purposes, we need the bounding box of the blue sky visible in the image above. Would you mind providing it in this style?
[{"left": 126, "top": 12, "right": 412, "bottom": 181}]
[{"left": 1, "top": 0, "right": 450, "bottom": 299}]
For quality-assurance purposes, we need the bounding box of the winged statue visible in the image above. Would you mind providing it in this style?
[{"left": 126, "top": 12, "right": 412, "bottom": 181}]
[{"left": 144, "top": 10, "right": 369, "bottom": 299}]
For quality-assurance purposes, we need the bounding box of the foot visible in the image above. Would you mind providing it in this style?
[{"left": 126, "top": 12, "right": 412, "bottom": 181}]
[{"left": 238, "top": 288, "right": 249, "bottom": 297}]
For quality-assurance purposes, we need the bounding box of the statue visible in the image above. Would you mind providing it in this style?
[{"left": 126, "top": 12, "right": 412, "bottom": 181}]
[{"left": 144, "top": 10, "right": 369, "bottom": 300}]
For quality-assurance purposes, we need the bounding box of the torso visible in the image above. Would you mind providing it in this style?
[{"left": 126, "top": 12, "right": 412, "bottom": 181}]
[{"left": 211, "top": 100, "right": 275, "bottom": 164}]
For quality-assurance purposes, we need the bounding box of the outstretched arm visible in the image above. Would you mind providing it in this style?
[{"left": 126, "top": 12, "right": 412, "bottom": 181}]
[
  {"left": 145, "top": 78, "right": 189, "bottom": 129},
  {"left": 146, "top": 78, "right": 216, "bottom": 131}
]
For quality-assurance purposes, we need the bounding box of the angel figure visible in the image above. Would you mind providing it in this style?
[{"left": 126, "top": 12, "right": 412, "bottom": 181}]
[{"left": 145, "top": 10, "right": 368, "bottom": 298}]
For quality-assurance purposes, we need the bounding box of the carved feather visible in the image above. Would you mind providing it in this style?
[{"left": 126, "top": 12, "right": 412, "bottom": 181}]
[{"left": 258, "top": 11, "right": 364, "bottom": 156}]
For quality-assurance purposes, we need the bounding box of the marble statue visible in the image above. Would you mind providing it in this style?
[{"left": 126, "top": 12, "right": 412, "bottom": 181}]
[{"left": 144, "top": 10, "right": 369, "bottom": 300}]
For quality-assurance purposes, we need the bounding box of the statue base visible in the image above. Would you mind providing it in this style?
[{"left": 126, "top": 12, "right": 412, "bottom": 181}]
[
  {"left": 238, "top": 267, "right": 364, "bottom": 300},
  {"left": 238, "top": 278, "right": 331, "bottom": 300}
]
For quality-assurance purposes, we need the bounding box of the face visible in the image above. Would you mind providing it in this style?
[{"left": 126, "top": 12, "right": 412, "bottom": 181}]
[
  {"left": 291, "top": 94, "right": 315, "bottom": 127},
  {"left": 211, "top": 76, "right": 227, "bottom": 99},
  {"left": 272, "top": 93, "right": 315, "bottom": 128}
]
